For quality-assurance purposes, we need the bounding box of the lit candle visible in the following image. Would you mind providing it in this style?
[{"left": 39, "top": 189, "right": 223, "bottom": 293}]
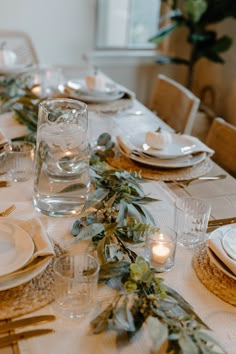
[{"left": 151, "top": 243, "right": 170, "bottom": 264}]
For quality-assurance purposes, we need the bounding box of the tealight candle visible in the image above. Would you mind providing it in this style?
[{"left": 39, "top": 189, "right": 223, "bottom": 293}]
[
  {"left": 151, "top": 243, "right": 171, "bottom": 264},
  {"left": 145, "top": 227, "right": 177, "bottom": 272}
]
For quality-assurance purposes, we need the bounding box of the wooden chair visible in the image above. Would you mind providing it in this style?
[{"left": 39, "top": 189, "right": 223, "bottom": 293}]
[
  {"left": 148, "top": 74, "right": 200, "bottom": 134},
  {"left": 0, "top": 30, "right": 38, "bottom": 69},
  {"left": 206, "top": 117, "right": 236, "bottom": 177}
]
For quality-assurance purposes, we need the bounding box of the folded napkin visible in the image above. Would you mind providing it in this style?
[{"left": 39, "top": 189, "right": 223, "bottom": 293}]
[
  {"left": 6, "top": 217, "right": 55, "bottom": 264},
  {"left": 117, "top": 133, "right": 214, "bottom": 158},
  {"left": 182, "top": 135, "right": 214, "bottom": 157},
  {"left": 207, "top": 227, "right": 236, "bottom": 275}
]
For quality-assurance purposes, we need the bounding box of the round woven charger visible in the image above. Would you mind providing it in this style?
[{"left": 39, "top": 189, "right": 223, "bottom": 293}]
[
  {"left": 0, "top": 244, "right": 64, "bottom": 320},
  {"left": 107, "top": 155, "right": 213, "bottom": 181},
  {"left": 193, "top": 244, "right": 236, "bottom": 306}
]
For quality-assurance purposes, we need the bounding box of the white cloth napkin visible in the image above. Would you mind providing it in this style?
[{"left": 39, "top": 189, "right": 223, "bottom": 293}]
[
  {"left": 5, "top": 216, "right": 55, "bottom": 263},
  {"left": 207, "top": 227, "right": 236, "bottom": 275},
  {"left": 117, "top": 133, "right": 214, "bottom": 158}
]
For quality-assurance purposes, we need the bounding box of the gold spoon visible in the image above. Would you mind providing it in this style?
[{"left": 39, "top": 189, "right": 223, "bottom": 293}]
[{"left": 0, "top": 204, "right": 16, "bottom": 217}]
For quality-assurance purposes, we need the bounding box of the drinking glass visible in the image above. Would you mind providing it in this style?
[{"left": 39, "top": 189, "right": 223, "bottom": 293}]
[
  {"left": 33, "top": 98, "right": 90, "bottom": 217},
  {"left": 4, "top": 141, "right": 35, "bottom": 182},
  {"left": 53, "top": 254, "right": 100, "bottom": 318},
  {"left": 175, "top": 197, "right": 211, "bottom": 248}
]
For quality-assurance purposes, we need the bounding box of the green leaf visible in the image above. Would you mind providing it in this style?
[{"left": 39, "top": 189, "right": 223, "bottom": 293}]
[
  {"left": 196, "top": 331, "right": 227, "bottom": 353},
  {"left": 90, "top": 304, "right": 113, "bottom": 334},
  {"left": 179, "top": 332, "right": 199, "bottom": 354},
  {"left": 73, "top": 223, "right": 104, "bottom": 242},
  {"left": 112, "top": 297, "right": 135, "bottom": 332},
  {"left": 184, "top": 0, "right": 208, "bottom": 23},
  {"left": 97, "top": 132, "right": 111, "bottom": 146},
  {"left": 212, "top": 35, "right": 233, "bottom": 53},
  {"left": 149, "top": 22, "right": 181, "bottom": 44},
  {"left": 147, "top": 316, "right": 168, "bottom": 352},
  {"left": 156, "top": 56, "right": 190, "bottom": 66},
  {"left": 99, "top": 261, "right": 130, "bottom": 281},
  {"left": 132, "top": 203, "right": 156, "bottom": 226},
  {"left": 58, "top": 183, "right": 86, "bottom": 193}
]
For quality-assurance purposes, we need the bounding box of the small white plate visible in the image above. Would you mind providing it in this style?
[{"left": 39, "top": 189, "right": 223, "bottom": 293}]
[
  {"left": 67, "top": 78, "right": 118, "bottom": 96},
  {"left": 128, "top": 151, "right": 206, "bottom": 169},
  {"left": 207, "top": 224, "right": 236, "bottom": 281},
  {"left": 65, "top": 79, "right": 124, "bottom": 103},
  {"left": 0, "top": 256, "right": 51, "bottom": 291},
  {"left": 0, "top": 220, "right": 34, "bottom": 277},
  {"left": 126, "top": 132, "right": 197, "bottom": 159}
]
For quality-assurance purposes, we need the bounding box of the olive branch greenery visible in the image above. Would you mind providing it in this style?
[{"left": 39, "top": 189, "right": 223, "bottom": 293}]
[{"left": 0, "top": 77, "right": 226, "bottom": 354}]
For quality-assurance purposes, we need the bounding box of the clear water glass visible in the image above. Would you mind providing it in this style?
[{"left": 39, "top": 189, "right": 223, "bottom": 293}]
[
  {"left": 4, "top": 141, "right": 35, "bottom": 182},
  {"left": 175, "top": 197, "right": 211, "bottom": 248},
  {"left": 53, "top": 254, "right": 100, "bottom": 319},
  {"left": 33, "top": 98, "right": 90, "bottom": 217}
]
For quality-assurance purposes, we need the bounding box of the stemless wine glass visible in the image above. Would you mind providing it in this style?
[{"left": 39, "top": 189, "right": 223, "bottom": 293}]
[{"left": 33, "top": 98, "right": 90, "bottom": 217}]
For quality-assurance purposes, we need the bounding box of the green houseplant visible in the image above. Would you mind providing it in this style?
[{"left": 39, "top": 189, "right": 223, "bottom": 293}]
[{"left": 149, "top": 0, "right": 236, "bottom": 89}]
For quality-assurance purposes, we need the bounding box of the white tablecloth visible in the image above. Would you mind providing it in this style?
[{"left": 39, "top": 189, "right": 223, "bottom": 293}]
[{"left": 0, "top": 106, "right": 236, "bottom": 354}]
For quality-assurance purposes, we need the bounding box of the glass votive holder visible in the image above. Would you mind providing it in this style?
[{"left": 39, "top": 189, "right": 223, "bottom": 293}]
[
  {"left": 145, "top": 227, "right": 177, "bottom": 272},
  {"left": 4, "top": 141, "right": 35, "bottom": 182},
  {"left": 53, "top": 253, "right": 100, "bottom": 319},
  {"left": 175, "top": 197, "right": 211, "bottom": 248}
]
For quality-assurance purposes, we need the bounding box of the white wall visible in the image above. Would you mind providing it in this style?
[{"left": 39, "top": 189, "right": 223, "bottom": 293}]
[{"left": 0, "top": 0, "right": 96, "bottom": 66}]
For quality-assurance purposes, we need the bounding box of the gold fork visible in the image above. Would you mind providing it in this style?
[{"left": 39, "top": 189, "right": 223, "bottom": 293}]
[{"left": 0, "top": 204, "right": 16, "bottom": 217}]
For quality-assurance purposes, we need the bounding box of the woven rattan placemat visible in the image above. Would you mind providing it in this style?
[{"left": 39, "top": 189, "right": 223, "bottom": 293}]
[
  {"left": 193, "top": 244, "right": 236, "bottom": 306},
  {"left": 107, "top": 155, "right": 213, "bottom": 181},
  {"left": 0, "top": 244, "right": 64, "bottom": 320}
]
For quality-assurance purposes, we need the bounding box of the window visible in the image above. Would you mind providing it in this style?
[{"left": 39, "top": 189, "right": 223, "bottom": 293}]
[{"left": 96, "top": 0, "right": 161, "bottom": 50}]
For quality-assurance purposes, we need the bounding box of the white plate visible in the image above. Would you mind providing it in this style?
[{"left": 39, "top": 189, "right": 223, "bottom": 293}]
[
  {"left": 129, "top": 151, "right": 206, "bottom": 169},
  {"left": 207, "top": 224, "right": 236, "bottom": 281},
  {"left": 67, "top": 78, "right": 118, "bottom": 96},
  {"left": 0, "top": 256, "right": 51, "bottom": 291},
  {"left": 0, "top": 220, "right": 34, "bottom": 277},
  {"left": 118, "top": 142, "right": 206, "bottom": 169},
  {"left": 65, "top": 79, "right": 124, "bottom": 103},
  {"left": 127, "top": 132, "right": 197, "bottom": 159}
]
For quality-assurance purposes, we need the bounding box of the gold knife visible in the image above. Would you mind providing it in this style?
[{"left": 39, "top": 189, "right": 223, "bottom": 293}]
[
  {"left": 0, "top": 329, "right": 55, "bottom": 348},
  {"left": 208, "top": 217, "right": 236, "bottom": 227},
  {"left": 0, "top": 315, "right": 56, "bottom": 334}
]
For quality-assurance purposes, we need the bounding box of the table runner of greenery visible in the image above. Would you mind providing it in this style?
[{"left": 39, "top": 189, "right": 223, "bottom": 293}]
[{"left": 0, "top": 77, "right": 226, "bottom": 354}]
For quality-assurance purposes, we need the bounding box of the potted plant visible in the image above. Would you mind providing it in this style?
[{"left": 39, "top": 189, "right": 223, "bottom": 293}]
[{"left": 149, "top": 0, "right": 236, "bottom": 90}]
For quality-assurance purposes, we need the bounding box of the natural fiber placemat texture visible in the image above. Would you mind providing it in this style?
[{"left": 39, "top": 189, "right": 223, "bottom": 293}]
[
  {"left": 0, "top": 243, "right": 65, "bottom": 320},
  {"left": 193, "top": 244, "right": 236, "bottom": 306},
  {"left": 107, "top": 155, "right": 213, "bottom": 181}
]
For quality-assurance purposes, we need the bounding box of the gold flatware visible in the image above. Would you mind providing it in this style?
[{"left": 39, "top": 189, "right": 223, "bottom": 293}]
[
  {"left": 0, "top": 204, "right": 16, "bottom": 217},
  {"left": 0, "top": 315, "right": 56, "bottom": 334},
  {"left": 0, "top": 329, "right": 55, "bottom": 348},
  {"left": 176, "top": 174, "right": 227, "bottom": 188},
  {"left": 208, "top": 217, "right": 236, "bottom": 228},
  {"left": 0, "top": 180, "right": 11, "bottom": 187}
]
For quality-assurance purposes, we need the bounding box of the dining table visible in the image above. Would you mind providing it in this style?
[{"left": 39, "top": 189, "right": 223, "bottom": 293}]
[{"left": 0, "top": 74, "right": 236, "bottom": 354}]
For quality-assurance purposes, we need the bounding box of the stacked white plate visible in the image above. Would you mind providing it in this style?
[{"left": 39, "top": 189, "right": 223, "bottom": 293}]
[
  {"left": 0, "top": 219, "right": 50, "bottom": 291},
  {"left": 117, "top": 132, "right": 213, "bottom": 169},
  {"left": 64, "top": 78, "right": 125, "bottom": 103},
  {"left": 207, "top": 224, "right": 236, "bottom": 281}
]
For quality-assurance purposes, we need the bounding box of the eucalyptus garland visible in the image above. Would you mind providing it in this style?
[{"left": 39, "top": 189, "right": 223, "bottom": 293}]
[
  {"left": 0, "top": 76, "right": 226, "bottom": 354},
  {"left": 69, "top": 135, "right": 225, "bottom": 354}
]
